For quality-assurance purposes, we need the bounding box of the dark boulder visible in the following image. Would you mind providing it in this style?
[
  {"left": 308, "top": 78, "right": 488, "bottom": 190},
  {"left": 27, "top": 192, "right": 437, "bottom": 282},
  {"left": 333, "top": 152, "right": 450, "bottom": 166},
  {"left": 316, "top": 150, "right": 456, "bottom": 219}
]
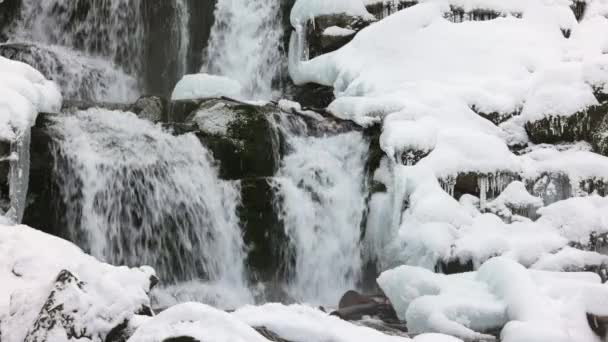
[
  {"left": 129, "top": 95, "right": 168, "bottom": 122},
  {"left": 239, "top": 177, "right": 290, "bottom": 284},
  {"left": 190, "top": 99, "right": 284, "bottom": 180},
  {"left": 331, "top": 290, "right": 400, "bottom": 324},
  {"left": 525, "top": 103, "right": 608, "bottom": 156},
  {"left": 304, "top": 13, "right": 376, "bottom": 58}
]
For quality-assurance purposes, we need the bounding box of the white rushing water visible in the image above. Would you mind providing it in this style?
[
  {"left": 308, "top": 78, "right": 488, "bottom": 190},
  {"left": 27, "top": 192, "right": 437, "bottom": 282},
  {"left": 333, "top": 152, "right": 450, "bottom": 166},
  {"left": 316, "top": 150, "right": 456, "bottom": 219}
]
[
  {"left": 50, "top": 109, "right": 251, "bottom": 306},
  {"left": 274, "top": 131, "right": 369, "bottom": 304},
  {"left": 5, "top": 0, "right": 191, "bottom": 102},
  {"left": 203, "top": 0, "right": 284, "bottom": 99}
]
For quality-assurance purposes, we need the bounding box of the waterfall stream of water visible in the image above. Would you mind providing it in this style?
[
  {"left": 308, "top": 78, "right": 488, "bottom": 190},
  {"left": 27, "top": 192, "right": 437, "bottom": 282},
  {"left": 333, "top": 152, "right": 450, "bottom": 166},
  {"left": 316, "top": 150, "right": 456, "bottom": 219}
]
[
  {"left": 273, "top": 129, "right": 370, "bottom": 304},
  {"left": 203, "top": 0, "right": 284, "bottom": 99},
  {"left": 49, "top": 109, "right": 252, "bottom": 307}
]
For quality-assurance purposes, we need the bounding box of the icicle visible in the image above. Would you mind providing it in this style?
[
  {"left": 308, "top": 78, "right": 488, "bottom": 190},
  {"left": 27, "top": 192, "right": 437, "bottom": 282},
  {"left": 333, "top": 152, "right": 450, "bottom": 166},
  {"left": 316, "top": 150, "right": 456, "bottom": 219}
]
[
  {"left": 478, "top": 176, "right": 489, "bottom": 208},
  {"left": 440, "top": 176, "right": 456, "bottom": 198},
  {"left": 7, "top": 128, "right": 32, "bottom": 223}
]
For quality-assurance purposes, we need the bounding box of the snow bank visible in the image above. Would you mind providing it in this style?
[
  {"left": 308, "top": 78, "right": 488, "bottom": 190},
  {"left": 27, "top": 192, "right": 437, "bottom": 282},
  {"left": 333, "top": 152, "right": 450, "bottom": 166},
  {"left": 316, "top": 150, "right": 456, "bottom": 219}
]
[
  {"left": 0, "top": 56, "right": 61, "bottom": 141},
  {"left": 289, "top": 0, "right": 608, "bottom": 178},
  {"left": 171, "top": 73, "right": 243, "bottom": 101},
  {"left": 0, "top": 224, "right": 155, "bottom": 342},
  {"left": 378, "top": 257, "right": 607, "bottom": 341}
]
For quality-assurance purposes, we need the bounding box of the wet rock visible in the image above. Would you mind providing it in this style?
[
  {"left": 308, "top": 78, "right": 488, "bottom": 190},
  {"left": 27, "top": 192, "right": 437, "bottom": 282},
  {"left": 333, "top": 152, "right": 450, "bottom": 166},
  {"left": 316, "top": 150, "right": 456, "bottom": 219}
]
[
  {"left": 0, "top": 0, "right": 20, "bottom": 40},
  {"left": 571, "top": 0, "right": 587, "bottom": 22},
  {"left": 331, "top": 291, "right": 400, "bottom": 324},
  {"left": 129, "top": 95, "right": 167, "bottom": 122},
  {"left": 190, "top": 99, "right": 283, "bottom": 180},
  {"left": 239, "top": 177, "right": 290, "bottom": 283},
  {"left": 588, "top": 314, "right": 608, "bottom": 339},
  {"left": 162, "top": 337, "right": 200, "bottom": 342},
  {"left": 254, "top": 327, "right": 293, "bottom": 342},
  {"left": 525, "top": 103, "right": 608, "bottom": 156},
  {"left": 290, "top": 83, "right": 335, "bottom": 109},
  {"left": 305, "top": 14, "right": 376, "bottom": 58},
  {"left": 436, "top": 258, "right": 475, "bottom": 274}
]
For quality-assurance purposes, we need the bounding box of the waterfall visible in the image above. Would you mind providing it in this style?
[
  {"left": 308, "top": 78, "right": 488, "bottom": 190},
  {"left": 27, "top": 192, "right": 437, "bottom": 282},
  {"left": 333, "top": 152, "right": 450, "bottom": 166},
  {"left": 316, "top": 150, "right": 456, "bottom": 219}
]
[
  {"left": 48, "top": 109, "right": 251, "bottom": 307},
  {"left": 273, "top": 130, "right": 369, "bottom": 304},
  {"left": 203, "top": 0, "right": 284, "bottom": 99},
  {"left": 10, "top": 0, "right": 145, "bottom": 74},
  {"left": 5, "top": 0, "right": 191, "bottom": 100}
]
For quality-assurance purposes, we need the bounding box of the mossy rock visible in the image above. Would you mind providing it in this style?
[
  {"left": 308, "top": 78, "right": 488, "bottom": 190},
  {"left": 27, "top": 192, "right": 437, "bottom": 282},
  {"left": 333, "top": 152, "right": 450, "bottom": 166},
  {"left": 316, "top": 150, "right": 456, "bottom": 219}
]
[{"left": 192, "top": 99, "right": 283, "bottom": 180}]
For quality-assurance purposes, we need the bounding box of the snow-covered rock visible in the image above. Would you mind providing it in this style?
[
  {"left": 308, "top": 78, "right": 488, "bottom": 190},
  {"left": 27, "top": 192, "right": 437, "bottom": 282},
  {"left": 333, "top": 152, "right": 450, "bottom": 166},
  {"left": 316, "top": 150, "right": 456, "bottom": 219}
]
[
  {"left": 171, "top": 73, "right": 243, "bottom": 101},
  {"left": 378, "top": 257, "right": 608, "bottom": 341},
  {"left": 0, "top": 224, "right": 156, "bottom": 342},
  {"left": 0, "top": 55, "right": 61, "bottom": 141}
]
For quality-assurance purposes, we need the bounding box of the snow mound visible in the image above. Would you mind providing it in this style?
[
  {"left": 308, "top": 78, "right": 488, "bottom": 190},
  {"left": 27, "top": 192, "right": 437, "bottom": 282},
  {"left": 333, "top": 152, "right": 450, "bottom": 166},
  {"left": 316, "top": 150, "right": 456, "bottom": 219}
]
[
  {"left": 128, "top": 302, "right": 268, "bottom": 342},
  {"left": 0, "top": 56, "right": 61, "bottom": 141},
  {"left": 0, "top": 224, "right": 155, "bottom": 342},
  {"left": 171, "top": 73, "right": 243, "bottom": 101},
  {"left": 378, "top": 257, "right": 607, "bottom": 342}
]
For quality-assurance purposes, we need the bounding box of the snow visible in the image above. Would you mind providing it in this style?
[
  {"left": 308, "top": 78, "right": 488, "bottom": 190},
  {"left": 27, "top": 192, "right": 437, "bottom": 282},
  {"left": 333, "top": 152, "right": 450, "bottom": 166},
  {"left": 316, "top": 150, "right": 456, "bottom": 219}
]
[
  {"left": 520, "top": 143, "right": 608, "bottom": 194},
  {"left": 0, "top": 56, "right": 61, "bottom": 141},
  {"left": 378, "top": 257, "right": 608, "bottom": 341},
  {"left": 536, "top": 194, "right": 608, "bottom": 244},
  {"left": 234, "top": 303, "right": 462, "bottom": 342},
  {"left": 290, "top": 0, "right": 374, "bottom": 26},
  {"left": 289, "top": 0, "right": 608, "bottom": 179},
  {"left": 171, "top": 73, "right": 243, "bottom": 101},
  {"left": 0, "top": 224, "right": 155, "bottom": 342},
  {"left": 128, "top": 303, "right": 268, "bottom": 342},
  {"left": 323, "top": 26, "right": 357, "bottom": 36}
]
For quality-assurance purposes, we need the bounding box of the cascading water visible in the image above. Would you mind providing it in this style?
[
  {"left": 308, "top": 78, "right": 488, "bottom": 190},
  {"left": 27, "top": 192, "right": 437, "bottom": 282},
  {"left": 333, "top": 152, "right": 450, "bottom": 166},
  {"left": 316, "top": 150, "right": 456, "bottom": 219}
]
[
  {"left": 273, "top": 129, "right": 369, "bottom": 304},
  {"left": 11, "top": 0, "right": 145, "bottom": 74},
  {"left": 4, "top": 0, "right": 192, "bottom": 101},
  {"left": 5, "top": 0, "right": 143, "bottom": 101},
  {"left": 49, "top": 109, "right": 252, "bottom": 307},
  {"left": 203, "top": 0, "right": 284, "bottom": 99}
]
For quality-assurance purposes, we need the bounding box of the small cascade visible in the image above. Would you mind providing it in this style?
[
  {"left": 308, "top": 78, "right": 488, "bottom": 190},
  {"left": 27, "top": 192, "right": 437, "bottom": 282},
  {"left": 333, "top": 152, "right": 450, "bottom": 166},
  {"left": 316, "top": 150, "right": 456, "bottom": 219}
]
[
  {"left": 273, "top": 130, "right": 369, "bottom": 304},
  {"left": 203, "top": 0, "right": 284, "bottom": 99},
  {"left": 49, "top": 109, "right": 251, "bottom": 305}
]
